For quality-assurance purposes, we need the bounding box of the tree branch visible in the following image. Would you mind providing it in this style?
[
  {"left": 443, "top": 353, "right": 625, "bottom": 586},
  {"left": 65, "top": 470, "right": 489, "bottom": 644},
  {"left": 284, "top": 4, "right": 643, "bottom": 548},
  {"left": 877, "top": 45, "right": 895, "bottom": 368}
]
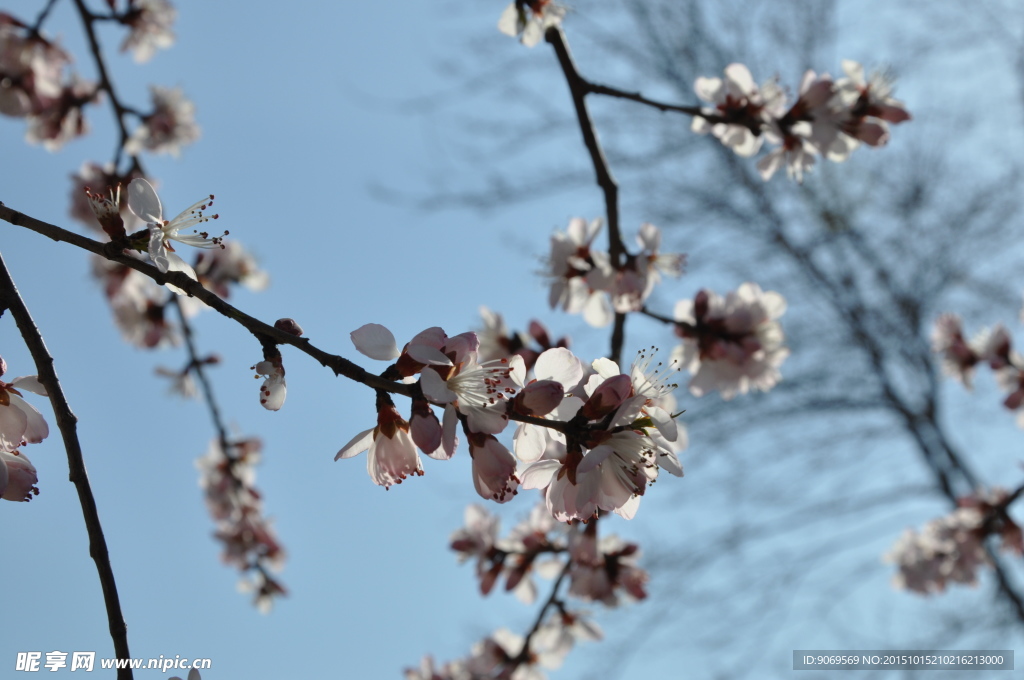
[{"left": 0, "top": 251, "right": 133, "bottom": 680}]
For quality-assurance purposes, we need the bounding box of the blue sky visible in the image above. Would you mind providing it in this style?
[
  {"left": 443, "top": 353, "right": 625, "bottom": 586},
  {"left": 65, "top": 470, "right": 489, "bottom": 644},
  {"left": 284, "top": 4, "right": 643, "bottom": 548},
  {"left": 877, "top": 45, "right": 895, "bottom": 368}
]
[{"left": 3, "top": 1, "right": 1024, "bottom": 679}]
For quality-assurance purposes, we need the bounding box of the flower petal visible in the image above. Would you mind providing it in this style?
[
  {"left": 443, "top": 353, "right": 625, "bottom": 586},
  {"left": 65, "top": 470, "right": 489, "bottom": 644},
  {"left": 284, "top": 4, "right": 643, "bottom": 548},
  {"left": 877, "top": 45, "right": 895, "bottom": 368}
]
[
  {"left": 350, "top": 323, "right": 401, "bottom": 361},
  {"left": 335, "top": 428, "right": 374, "bottom": 460},
  {"left": 127, "top": 178, "right": 163, "bottom": 223}
]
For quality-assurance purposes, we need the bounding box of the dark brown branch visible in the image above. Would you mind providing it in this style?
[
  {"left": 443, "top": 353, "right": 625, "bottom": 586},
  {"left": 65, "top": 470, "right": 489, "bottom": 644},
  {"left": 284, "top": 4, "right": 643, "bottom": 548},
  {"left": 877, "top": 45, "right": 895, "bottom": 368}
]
[
  {"left": 545, "top": 27, "right": 629, "bottom": 365},
  {"left": 586, "top": 82, "right": 705, "bottom": 117},
  {"left": 545, "top": 28, "right": 624, "bottom": 268},
  {"left": 0, "top": 252, "right": 133, "bottom": 680},
  {"left": 70, "top": 0, "right": 134, "bottom": 168},
  {"left": 170, "top": 297, "right": 230, "bottom": 451},
  {"left": 0, "top": 202, "right": 407, "bottom": 392}
]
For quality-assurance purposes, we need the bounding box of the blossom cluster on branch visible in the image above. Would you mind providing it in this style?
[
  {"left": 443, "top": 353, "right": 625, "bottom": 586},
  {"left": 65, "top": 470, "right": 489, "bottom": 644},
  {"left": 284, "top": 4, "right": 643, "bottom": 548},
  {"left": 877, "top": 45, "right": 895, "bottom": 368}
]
[
  {"left": 0, "top": 357, "right": 48, "bottom": 502},
  {"left": 885, "top": 487, "right": 1023, "bottom": 594},
  {"left": 692, "top": 61, "right": 911, "bottom": 182}
]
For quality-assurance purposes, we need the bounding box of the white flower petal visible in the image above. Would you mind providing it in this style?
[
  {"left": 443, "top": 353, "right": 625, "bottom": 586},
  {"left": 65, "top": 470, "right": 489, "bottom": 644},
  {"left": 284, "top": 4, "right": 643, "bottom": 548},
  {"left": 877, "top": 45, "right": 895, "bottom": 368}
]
[
  {"left": 127, "top": 178, "right": 163, "bottom": 223},
  {"left": 350, "top": 323, "right": 401, "bottom": 361},
  {"left": 11, "top": 376, "right": 47, "bottom": 396},
  {"left": 335, "top": 428, "right": 374, "bottom": 460}
]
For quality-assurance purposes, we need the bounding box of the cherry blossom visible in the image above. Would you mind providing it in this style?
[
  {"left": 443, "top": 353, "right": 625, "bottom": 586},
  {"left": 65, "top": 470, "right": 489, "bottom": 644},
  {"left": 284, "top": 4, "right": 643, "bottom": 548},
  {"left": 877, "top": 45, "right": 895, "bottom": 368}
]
[
  {"left": 124, "top": 85, "right": 199, "bottom": 156},
  {"left": 671, "top": 282, "right": 788, "bottom": 399},
  {"left": 193, "top": 240, "right": 268, "bottom": 299},
  {"left": 0, "top": 367, "right": 49, "bottom": 452},
  {"left": 467, "top": 432, "right": 520, "bottom": 503},
  {"left": 931, "top": 313, "right": 987, "bottom": 389},
  {"left": 336, "top": 402, "right": 424, "bottom": 489},
  {"left": 198, "top": 437, "right": 287, "bottom": 611},
  {"left": 0, "top": 449, "right": 39, "bottom": 502},
  {"left": 692, "top": 63, "right": 785, "bottom": 157},
  {"left": 498, "top": 1, "right": 567, "bottom": 48},
  {"left": 567, "top": 527, "right": 648, "bottom": 605},
  {"left": 119, "top": 0, "right": 176, "bottom": 63},
  {"left": 885, "top": 506, "right": 990, "bottom": 594},
  {"left": 25, "top": 74, "right": 97, "bottom": 151},
  {"left": 517, "top": 349, "right": 684, "bottom": 522},
  {"left": 546, "top": 217, "right": 613, "bottom": 327},
  {"left": 253, "top": 355, "right": 286, "bottom": 411},
  {"left": 93, "top": 259, "right": 181, "bottom": 348},
  {"left": 0, "top": 14, "right": 70, "bottom": 118},
  {"left": 693, "top": 61, "right": 910, "bottom": 182},
  {"left": 126, "top": 178, "right": 225, "bottom": 291}
]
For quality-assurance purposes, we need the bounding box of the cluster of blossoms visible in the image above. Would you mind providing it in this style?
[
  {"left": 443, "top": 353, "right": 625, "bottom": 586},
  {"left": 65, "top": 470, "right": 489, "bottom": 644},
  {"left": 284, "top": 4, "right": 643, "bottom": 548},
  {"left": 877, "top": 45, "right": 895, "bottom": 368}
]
[
  {"left": 671, "top": 282, "right": 789, "bottom": 400},
  {"left": 341, "top": 323, "right": 686, "bottom": 522},
  {"left": 931, "top": 313, "right": 1024, "bottom": 426},
  {"left": 408, "top": 500, "right": 647, "bottom": 679},
  {"left": 546, "top": 218, "right": 685, "bottom": 328},
  {"left": 498, "top": 0, "right": 566, "bottom": 48},
  {"left": 885, "top": 488, "right": 1023, "bottom": 595},
  {"left": 197, "top": 437, "right": 286, "bottom": 612},
  {"left": 0, "top": 13, "right": 97, "bottom": 150},
  {"left": 0, "top": 357, "right": 48, "bottom": 502},
  {"left": 117, "top": 0, "right": 176, "bottom": 64},
  {"left": 452, "top": 501, "right": 650, "bottom": 606},
  {"left": 692, "top": 61, "right": 911, "bottom": 182},
  {"left": 124, "top": 85, "right": 199, "bottom": 157}
]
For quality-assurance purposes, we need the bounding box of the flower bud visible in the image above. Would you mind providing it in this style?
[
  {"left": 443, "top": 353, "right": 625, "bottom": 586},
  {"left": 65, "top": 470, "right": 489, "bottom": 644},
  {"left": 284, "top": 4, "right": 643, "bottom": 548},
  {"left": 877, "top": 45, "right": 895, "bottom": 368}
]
[
  {"left": 512, "top": 380, "right": 564, "bottom": 417},
  {"left": 274, "top": 318, "right": 304, "bottom": 336},
  {"left": 580, "top": 374, "right": 632, "bottom": 421}
]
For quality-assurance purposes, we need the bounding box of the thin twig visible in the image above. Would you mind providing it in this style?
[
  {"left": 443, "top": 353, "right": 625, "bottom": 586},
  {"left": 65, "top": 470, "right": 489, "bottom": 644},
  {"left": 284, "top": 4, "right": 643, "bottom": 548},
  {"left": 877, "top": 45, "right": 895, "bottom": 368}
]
[
  {"left": 70, "top": 0, "right": 134, "bottom": 169},
  {"left": 545, "top": 27, "right": 628, "bottom": 363},
  {"left": 545, "top": 28, "right": 624, "bottom": 267},
  {"left": 587, "top": 82, "right": 705, "bottom": 117},
  {"left": 170, "top": 297, "right": 230, "bottom": 451},
  {"left": 0, "top": 251, "right": 133, "bottom": 680}
]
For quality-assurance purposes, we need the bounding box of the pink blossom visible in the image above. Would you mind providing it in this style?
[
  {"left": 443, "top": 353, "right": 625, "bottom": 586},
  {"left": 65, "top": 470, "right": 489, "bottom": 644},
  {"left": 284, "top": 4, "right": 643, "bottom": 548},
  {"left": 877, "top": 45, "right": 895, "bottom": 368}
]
[
  {"left": 884, "top": 506, "right": 989, "bottom": 595},
  {"left": 125, "top": 85, "right": 199, "bottom": 157},
  {"left": 94, "top": 259, "right": 181, "bottom": 349},
  {"left": 193, "top": 240, "right": 268, "bottom": 299},
  {"left": 25, "top": 74, "right": 97, "bottom": 151},
  {"left": 671, "top": 282, "right": 788, "bottom": 399},
  {"left": 931, "top": 313, "right": 986, "bottom": 389},
  {"left": 0, "top": 370, "right": 49, "bottom": 452},
  {"left": 691, "top": 63, "right": 785, "bottom": 157},
  {"left": 467, "top": 432, "right": 520, "bottom": 503},
  {"left": 568, "top": 528, "right": 648, "bottom": 605},
  {"left": 546, "top": 217, "right": 613, "bottom": 327},
  {"left": 0, "top": 15, "right": 70, "bottom": 117},
  {"left": 119, "top": 0, "right": 176, "bottom": 63},
  {"left": 336, "top": 403, "right": 424, "bottom": 489},
  {"left": 0, "top": 449, "right": 39, "bottom": 502}
]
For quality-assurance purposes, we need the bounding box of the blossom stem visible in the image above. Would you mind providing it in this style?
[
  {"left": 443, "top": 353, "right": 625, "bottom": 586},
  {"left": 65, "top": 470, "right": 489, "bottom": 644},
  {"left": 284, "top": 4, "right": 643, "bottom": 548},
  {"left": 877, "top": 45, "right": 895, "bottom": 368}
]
[
  {"left": 0, "top": 252, "right": 134, "bottom": 680},
  {"left": 544, "top": 28, "right": 624, "bottom": 269},
  {"left": 30, "top": 0, "right": 62, "bottom": 33},
  {"left": 509, "top": 548, "right": 574, "bottom": 671},
  {"left": 170, "top": 297, "right": 231, "bottom": 454},
  {"left": 69, "top": 0, "right": 135, "bottom": 170}
]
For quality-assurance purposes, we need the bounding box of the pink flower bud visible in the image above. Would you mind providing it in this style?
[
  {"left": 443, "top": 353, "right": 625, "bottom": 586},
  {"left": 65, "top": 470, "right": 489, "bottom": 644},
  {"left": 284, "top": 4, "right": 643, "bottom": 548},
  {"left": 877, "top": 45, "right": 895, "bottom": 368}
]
[
  {"left": 274, "top": 318, "right": 304, "bottom": 336},
  {"left": 513, "top": 379, "right": 564, "bottom": 417},
  {"left": 580, "top": 374, "right": 632, "bottom": 421}
]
